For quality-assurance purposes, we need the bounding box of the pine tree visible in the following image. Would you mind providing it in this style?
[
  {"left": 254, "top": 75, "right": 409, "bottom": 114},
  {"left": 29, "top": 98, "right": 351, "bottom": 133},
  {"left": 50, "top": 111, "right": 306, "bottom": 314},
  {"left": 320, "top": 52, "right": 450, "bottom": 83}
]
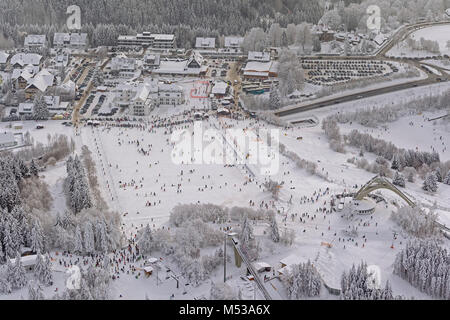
[
  {"left": 392, "top": 171, "right": 405, "bottom": 187},
  {"left": 423, "top": 172, "right": 438, "bottom": 192},
  {"left": 391, "top": 154, "right": 400, "bottom": 170},
  {"left": 34, "top": 253, "right": 53, "bottom": 286},
  {"left": 8, "top": 251, "right": 28, "bottom": 290},
  {"left": 269, "top": 84, "right": 281, "bottom": 110},
  {"left": 32, "top": 94, "right": 50, "bottom": 120},
  {"left": 444, "top": 171, "right": 450, "bottom": 185},
  {"left": 137, "top": 224, "right": 153, "bottom": 255},
  {"left": 269, "top": 216, "right": 280, "bottom": 243},
  {"left": 29, "top": 159, "right": 39, "bottom": 177},
  {"left": 74, "top": 225, "right": 83, "bottom": 254},
  {"left": 30, "top": 219, "right": 44, "bottom": 253},
  {"left": 28, "top": 281, "right": 45, "bottom": 300},
  {"left": 83, "top": 222, "right": 95, "bottom": 254}
]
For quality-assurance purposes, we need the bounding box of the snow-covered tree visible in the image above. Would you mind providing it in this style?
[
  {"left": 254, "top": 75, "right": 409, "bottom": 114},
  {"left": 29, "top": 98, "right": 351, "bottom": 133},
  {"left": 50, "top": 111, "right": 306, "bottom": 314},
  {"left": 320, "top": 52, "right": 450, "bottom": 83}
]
[
  {"left": 394, "top": 240, "right": 449, "bottom": 299},
  {"left": 268, "top": 215, "right": 280, "bottom": 243},
  {"left": 30, "top": 219, "right": 45, "bottom": 253},
  {"left": 210, "top": 281, "right": 238, "bottom": 300},
  {"left": 74, "top": 225, "right": 83, "bottom": 254},
  {"left": 32, "top": 94, "right": 50, "bottom": 120},
  {"left": 391, "top": 205, "right": 439, "bottom": 238},
  {"left": 392, "top": 171, "right": 405, "bottom": 187},
  {"left": 83, "top": 222, "right": 95, "bottom": 254},
  {"left": 29, "top": 159, "right": 39, "bottom": 177},
  {"left": 28, "top": 281, "right": 45, "bottom": 300},
  {"left": 284, "top": 261, "right": 321, "bottom": 299},
  {"left": 423, "top": 172, "right": 438, "bottom": 192},
  {"left": 269, "top": 85, "right": 281, "bottom": 110},
  {"left": 8, "top": 251, "right": 28, "bottom": 290},
  {"left": 444, "top": 170, "right": 450, "bottom": 185},
  {"left": 341, "top": 262, "right": 400, "bottom": 300},
  {"left": 137, "top": 224, "right": 154, "bottom": 255},
  {"left": 34, "top": 253, "right": 53, "bottom": 286}
]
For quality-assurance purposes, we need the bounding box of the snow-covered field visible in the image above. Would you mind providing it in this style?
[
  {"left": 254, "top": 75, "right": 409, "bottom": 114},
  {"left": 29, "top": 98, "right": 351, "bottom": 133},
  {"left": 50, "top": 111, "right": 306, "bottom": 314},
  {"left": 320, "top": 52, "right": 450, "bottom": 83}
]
[
  {"left": 387, "top": 24, "right": 450, "bottom": 58},
  {"left": 1, "top": 77, "right": 449, "bottom": 300}
]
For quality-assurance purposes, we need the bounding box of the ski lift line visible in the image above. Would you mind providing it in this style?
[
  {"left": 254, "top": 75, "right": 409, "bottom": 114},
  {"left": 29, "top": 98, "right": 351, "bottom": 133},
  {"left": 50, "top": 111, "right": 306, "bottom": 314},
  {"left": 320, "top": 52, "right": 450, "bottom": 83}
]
[{"left": 231, "top": 240, "right": 272, "bottom": 300}]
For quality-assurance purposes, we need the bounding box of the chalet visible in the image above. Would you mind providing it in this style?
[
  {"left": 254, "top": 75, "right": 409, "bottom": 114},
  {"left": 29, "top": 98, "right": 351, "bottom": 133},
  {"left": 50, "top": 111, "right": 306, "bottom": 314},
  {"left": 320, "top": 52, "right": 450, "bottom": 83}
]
[
  {"left": 24, "top": 35, "right": 47, "bottom": 50},
  {"left": 211, "top": 80, "right": 229, "bottom": 98},
  {"left": 10, "top": 53, "right": 43, "bottom": 68},
  {"left": 0, "top": 51, "right": 9, "bottom": 70},
  {"left": 0, "top": 132, "right": 17, "bottom": 149},
  {"left": 158, "top": 83, "right": 185, "bottom": 106},
  {"left": 154, "top": 52, "right": 207, "bottom": 76},
  {"left": 224, "top": 36, "right": 244, "bottom": 48},
  {"left": 24, "top": 69, "right": 56, "bottom": 100},
  {"left": 53, "top": 33, "right": 88, "bottom": 49},
  {"left": 247, "top": 51, "right": 270, "bottom": 62},
  {"left": 195, "top": 37, "right": 216, "bottom": 49},
  {"left": 143, "top": 53, "right": 160, "bottom": 71},
  {"left": 312, "top": 24, "right": 335, "bottom": 42},
  {"left": 9, "top": 255, "right": 42, "bottom": 272},
  {"left": 18, "top": 102, "right": 34, "bottom": 115},
  {"left": 243, "top": 60, "right": 278, "bottom": 80},
  {"left": 109, "top": 56, "right": 139, "bottom": 78}
]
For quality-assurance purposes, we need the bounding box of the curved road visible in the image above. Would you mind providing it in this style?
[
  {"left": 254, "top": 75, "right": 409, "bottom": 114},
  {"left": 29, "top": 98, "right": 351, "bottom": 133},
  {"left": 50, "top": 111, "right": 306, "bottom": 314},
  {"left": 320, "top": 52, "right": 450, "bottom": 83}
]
[{"left": 274, "top": 21, "right": 450, "bottom": 118}]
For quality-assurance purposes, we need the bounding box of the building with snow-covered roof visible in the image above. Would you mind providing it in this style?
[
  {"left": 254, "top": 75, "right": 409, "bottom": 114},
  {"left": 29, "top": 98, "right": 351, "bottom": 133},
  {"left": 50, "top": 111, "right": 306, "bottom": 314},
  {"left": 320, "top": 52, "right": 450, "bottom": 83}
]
[
  {"left": 9, "top": 254, "right": 43, "bottom": 272},
  {"left": 247, "top": 51, "right": 270, "bottom": 62},
  {"left": 154, "top": 52, "right": 207, "bottom": 76},
  {"left": 224, "top": 36, "right": 244, "bottom": 48},
  {"left": 18, "top": 102, "right": 34, "bottom": 115},
  {"left": 143, "top": 53, "right": 161, "bottom": 71},
  {"left": 24, "top": 35, "right": 47, "bottom": 49},
  {"left": 0, "top": 132, "right": 17, "bottom": 149},
  {"left": 0, "top": 51, "right": 9, "bottom": 70},
  {"left": 158, "top": 83, "right": 184, "bottom": 106},
  {"left": 196, "top": 37, "right": 216, "bottom": 49},
  {"left": 117, "top": 32, "right": 175, "bottom": 50},
  {"left": 10, "top": 53, "right": 43, "bottom": 68},
  {"left": 24, "top": 69, "right": 56, "bottom": 99},
  {"left": 211, "top": 80, "right": 229, "bottom": 98},
  {"left": 109, "top": 56, "right": 139, "bottom": 78},
  {"left": 53, "top": 33, "right": 88, "bottom": 49},
  {"left": 243, "top": 60, "right": 278, "bottom": 80}
]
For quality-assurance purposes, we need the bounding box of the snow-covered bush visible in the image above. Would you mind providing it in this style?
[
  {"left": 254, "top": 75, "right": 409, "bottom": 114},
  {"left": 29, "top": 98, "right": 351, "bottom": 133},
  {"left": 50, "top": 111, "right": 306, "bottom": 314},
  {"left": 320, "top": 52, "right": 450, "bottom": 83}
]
[
  {"left": 422, "top": 172, "right": 438, "bottom": 193},
  {"left": 392, "top": 171, "right": 406, "bottom": 187},
  {"left": 210, "top": 281, "right": 238, "bottom": 300},
  {"left": 391, "top": 206, "right": 440, "bottom": 238},
  {"left": 169, "top": 203, "right": 228, "bottom": 227}
]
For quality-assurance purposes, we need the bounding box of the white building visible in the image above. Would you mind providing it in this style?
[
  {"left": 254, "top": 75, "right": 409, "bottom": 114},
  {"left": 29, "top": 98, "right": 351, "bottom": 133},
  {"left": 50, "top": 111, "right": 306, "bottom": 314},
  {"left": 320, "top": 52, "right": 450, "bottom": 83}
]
[
  {"left": 247, "top": 51, "right": 270, "bottom": 62},
  {"left": 24, "top": 35, "right": 47, "bottom": 49},
  {"left": 158, "top": 83, "right": 184, "bottom": 106},
  {"left": 195, "top": 37, "right": 216, "bottom": 49},
  {"left": 53, "top": 33, "right": 88, "bottom": 49},
  {"left": 224, "top": 36, "right": 244, "bottom": 48},
  {"left": 0, "top": 132, "right": 17, "bottom": 149},
  {"left": 10, "top": 53, "right": 43, "bottom": 68},
  {"left": 18, "top": 102, "right": 34, "bottom": 115},
  {"left": 117, "top": 32, "right": 175, "bottom": 49},
  {"left": 109, "top": 56, "right": 139, "bottom": 78},
  {"left": 0, "top": 51, "right": 9, "bottom": 70},
  {"left": 143, "top": 54, "right": 161, "bottom": 71},
  {"left": 153, "top": 52, "right": 207, "bottom": 76}
]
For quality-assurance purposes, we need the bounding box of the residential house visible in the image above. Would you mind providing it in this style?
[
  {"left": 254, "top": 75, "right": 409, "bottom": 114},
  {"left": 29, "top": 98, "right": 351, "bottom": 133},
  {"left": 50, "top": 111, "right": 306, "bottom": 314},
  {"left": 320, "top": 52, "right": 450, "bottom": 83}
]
[
  {"left": 195, "top": 37, "right": 216, "bottom": 49},
  {"left": 24, "top": 35, "right": 47, "bottom": 50},
  {"left": 53, "top": 33, "right": 88, "bottom": 49}
]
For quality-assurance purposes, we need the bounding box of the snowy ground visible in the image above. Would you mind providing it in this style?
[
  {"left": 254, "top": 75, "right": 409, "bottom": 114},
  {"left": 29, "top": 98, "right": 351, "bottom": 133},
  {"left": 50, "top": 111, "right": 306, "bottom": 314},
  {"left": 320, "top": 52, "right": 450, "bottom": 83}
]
[
  {"left": 387, "top": 24, "right": 450, "bottom": 58},
  {"left": 1, "top": 78, "right": 449, "bottom": 299}
]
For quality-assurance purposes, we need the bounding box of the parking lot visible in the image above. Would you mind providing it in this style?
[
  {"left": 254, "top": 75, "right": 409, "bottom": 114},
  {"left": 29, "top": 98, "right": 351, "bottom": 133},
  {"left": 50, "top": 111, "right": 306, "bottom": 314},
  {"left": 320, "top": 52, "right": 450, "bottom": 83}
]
[{"left": 301, "top": 59, "right": 398, "bottom": 85}]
